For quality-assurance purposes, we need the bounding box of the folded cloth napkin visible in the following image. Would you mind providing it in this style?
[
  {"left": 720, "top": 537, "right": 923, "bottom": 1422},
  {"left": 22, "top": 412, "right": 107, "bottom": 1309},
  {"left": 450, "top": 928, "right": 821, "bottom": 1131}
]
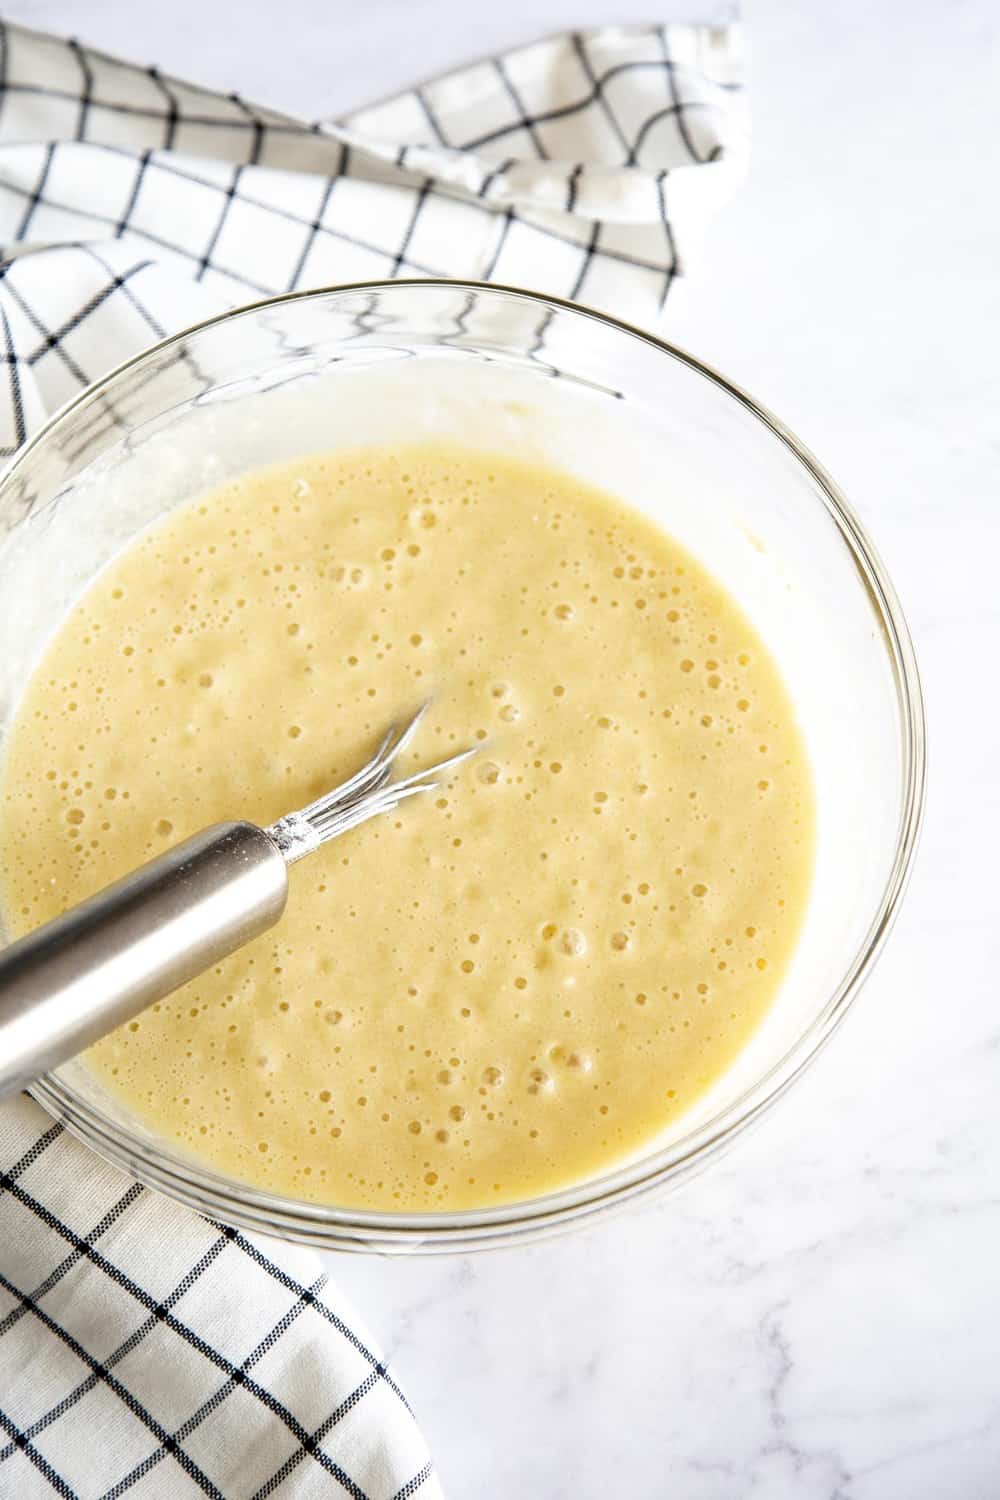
[
  {"left": 0, "top": 19, "right": 746, "bottom": 457},
  {"left": 0, "top": 17, "right": 746, "bottom": 1498}
]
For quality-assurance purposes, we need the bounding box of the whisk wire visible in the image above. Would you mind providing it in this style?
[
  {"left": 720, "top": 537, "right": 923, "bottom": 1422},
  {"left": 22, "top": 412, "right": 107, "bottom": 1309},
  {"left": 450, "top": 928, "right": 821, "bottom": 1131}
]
[{"left": 267, "top": 703, "right": 475, "bottom": 864}]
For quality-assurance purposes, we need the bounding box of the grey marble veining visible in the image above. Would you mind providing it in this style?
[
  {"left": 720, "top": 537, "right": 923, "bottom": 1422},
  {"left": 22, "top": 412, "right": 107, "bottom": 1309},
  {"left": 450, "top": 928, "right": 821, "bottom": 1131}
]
[{"left": 7, "top": 0, "right": 997, "bottom": 1492}]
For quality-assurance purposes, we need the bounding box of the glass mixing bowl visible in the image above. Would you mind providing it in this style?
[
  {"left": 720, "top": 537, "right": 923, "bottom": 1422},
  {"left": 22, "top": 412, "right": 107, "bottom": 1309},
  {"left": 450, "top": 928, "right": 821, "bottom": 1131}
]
[{"left": 0, "top": 282, "right": 925, "bottom": 1252}]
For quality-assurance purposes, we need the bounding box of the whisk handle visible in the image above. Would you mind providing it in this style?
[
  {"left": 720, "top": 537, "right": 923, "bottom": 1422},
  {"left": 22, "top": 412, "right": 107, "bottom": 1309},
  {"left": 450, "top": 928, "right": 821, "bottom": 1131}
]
[{"left": 0, "top": 821, "right": 287, "bottom": 1100}]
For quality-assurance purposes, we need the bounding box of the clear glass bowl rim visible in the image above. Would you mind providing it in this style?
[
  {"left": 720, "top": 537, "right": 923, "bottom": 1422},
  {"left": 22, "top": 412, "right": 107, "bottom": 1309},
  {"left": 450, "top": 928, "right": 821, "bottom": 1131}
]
[{"left": 5, "top": 279, "right": 926, "bottom": 1253}]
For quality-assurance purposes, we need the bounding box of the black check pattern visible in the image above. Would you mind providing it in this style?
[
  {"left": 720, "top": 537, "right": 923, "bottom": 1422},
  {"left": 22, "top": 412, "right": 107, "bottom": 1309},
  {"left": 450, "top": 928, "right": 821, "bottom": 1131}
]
[
  {"left": 0, "top": 18, "right": 746, "bottom": 1495},
  {"left": 0, "top": 18, "right": 745, "bottom": 456},
  {"left": 1, "top": 1096, "right": 438, "bottom": 1499}
]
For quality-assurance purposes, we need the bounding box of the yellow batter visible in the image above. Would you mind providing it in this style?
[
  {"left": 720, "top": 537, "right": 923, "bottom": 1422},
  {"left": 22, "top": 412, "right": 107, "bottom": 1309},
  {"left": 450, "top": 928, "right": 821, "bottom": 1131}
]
[{"left": 0, "top": 444, "right": 813, "bottom": 1211}]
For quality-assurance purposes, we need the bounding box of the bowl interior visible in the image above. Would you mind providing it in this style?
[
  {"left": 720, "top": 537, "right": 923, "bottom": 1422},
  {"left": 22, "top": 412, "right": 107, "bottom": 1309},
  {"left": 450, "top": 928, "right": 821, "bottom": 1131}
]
[{"left": 0, "top": 283, "right": 921, "bottom": 1249}]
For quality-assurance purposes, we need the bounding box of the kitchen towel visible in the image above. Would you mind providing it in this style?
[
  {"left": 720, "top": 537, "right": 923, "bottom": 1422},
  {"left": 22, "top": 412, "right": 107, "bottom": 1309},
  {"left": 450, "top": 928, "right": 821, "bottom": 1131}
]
[
  {"left": 0, "top": 19, "right": 746, "bottom": 458},
  {"left": 0, "top": 17, "right": 746, "bottom": 1498}
]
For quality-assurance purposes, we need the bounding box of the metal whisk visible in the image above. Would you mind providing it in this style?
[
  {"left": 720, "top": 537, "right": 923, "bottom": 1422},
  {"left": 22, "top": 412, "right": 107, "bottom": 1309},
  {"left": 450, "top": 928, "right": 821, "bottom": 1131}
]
[
  {"left": 269, "top": 702, "right": 471, "bottom": 861},
  {"left": 0, "top": 704, "right": 475, "bottom": 1100}
]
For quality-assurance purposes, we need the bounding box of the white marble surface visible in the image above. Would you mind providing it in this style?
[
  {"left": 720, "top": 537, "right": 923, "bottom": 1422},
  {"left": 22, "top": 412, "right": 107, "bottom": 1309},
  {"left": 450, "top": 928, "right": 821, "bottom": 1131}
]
[{"left": 8, "top": 0, "right": 999, "bottom": 1493}]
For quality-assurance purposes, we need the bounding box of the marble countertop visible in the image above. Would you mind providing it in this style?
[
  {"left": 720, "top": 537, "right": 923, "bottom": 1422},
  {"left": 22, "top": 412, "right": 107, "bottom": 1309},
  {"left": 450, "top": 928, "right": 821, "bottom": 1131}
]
[{"left": 10, "top": 0, "right": 998, "bottom": 1493}]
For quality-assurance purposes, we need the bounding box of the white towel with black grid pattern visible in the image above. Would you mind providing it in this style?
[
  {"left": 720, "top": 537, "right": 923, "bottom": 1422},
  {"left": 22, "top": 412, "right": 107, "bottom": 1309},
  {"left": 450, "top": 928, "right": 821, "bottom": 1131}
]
[
  {"left": 0, "top": 18, "right": 746, "bottom": 455},
  {"left": 0, "top": 17, "right": 746, "bottom": 1498}
]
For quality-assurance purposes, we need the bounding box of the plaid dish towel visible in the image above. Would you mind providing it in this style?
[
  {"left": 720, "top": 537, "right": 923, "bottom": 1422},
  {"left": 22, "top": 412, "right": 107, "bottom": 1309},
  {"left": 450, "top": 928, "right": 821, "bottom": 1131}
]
[
  {"left": 0, "top": 19, "right": 746, "bottom": 456},
  {"left": 0, "top": 16, "right": 747, "bottom": 1498}
]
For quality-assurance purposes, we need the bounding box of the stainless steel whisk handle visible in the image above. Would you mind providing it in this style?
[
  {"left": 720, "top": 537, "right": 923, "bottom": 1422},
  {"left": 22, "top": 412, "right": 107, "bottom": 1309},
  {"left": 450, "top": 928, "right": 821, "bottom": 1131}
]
[
  {"left": 0, "top": 702, "right": 476, "bottom": 1103},
  {"left": 0, "top": 822, "right": 287, "bottom": 1101}
]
